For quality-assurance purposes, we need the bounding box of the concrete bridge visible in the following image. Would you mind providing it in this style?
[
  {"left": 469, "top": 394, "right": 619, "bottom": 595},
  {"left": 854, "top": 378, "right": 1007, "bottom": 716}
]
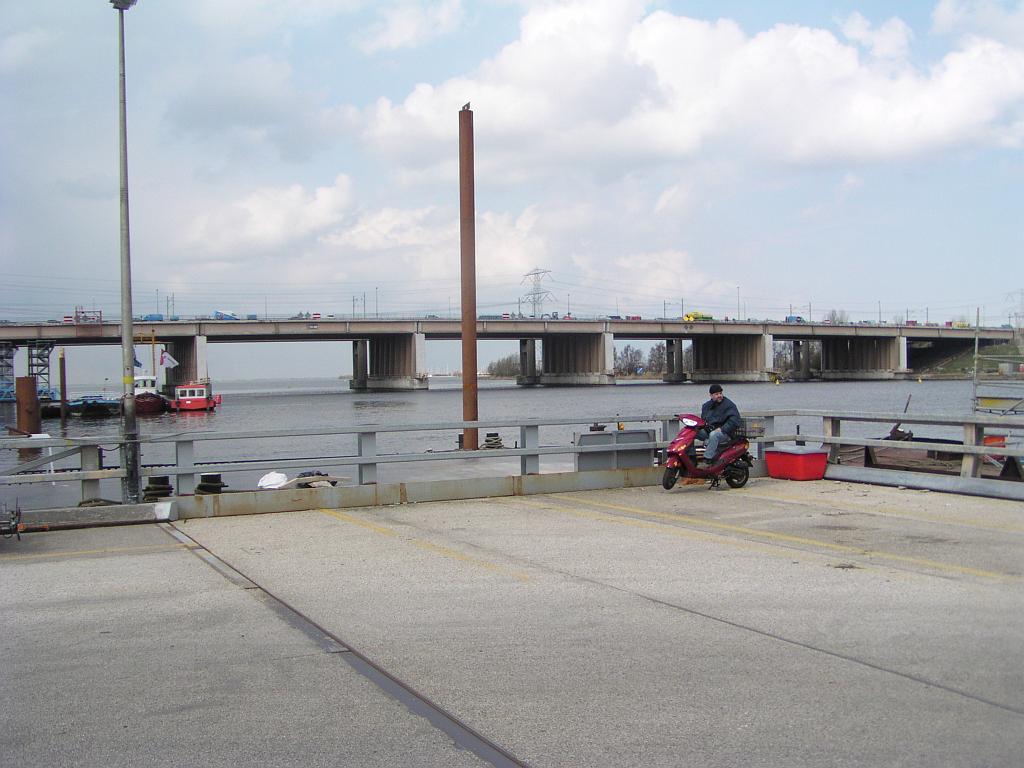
[{"left": 0, "top": 318, "right": 1012, "bottom": 391}]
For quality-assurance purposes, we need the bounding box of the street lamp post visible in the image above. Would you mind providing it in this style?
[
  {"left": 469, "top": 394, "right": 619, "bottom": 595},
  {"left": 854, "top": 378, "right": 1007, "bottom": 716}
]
[{"left": 112, "top": 0, "right": 140, "bottom": 502}]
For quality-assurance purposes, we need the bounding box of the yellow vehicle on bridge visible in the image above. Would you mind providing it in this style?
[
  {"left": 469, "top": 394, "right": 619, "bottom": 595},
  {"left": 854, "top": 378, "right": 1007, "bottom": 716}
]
[{"left": 683, "top": 312, "right": 713, "bottom": 322}]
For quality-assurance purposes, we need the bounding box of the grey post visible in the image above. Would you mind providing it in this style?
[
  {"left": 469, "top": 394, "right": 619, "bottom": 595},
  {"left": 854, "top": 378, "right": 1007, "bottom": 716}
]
[
  {"left": 80, "top": 445, "right": 102, "bottom": 503},
  {"left": 358, "top": 431, "right": 377, "bottom": 484},
  {"left": 520, "top": 425, "right": 539, "bottom": 475},
  {"left": 960, "top": 422, "right": 983, "bottom": 478},
  {"left": 822, "top": 416, "right": 841, "bottom": 463},
  {"left": 175, "top": 439, "right": 195, "bottom": 495},
  {"left": 113, "top": 0, "right": 141, "bottom": 503}
]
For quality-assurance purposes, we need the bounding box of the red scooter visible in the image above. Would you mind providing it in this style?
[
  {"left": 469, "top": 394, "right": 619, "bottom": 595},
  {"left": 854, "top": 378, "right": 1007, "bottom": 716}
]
[{"left": 662, "top": 413, "right": 753, "bottom": 490}]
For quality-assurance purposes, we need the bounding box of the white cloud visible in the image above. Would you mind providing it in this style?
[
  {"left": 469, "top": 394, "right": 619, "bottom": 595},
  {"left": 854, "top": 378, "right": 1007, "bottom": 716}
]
[
  {"left": 164, "top": 55, "right": 346, "bottom": 162},
  {"left": 654, "top": 183, "right": 693, "bottom": 216},
  {"left": 185, "top": 174, "right": 353, "bottom": 255},
  {"left": 0, "top": 28, "right": 55, "bottom": 73},
  {"left": 605, "top": 249, "right": 729, "bottom": 301},
  {"left": 357, "top": 0, "right": 463, "bottom": 53},
  {"left": 838, "top": 172, "right": 864, "bottom": 198},
  {"left": 347, "top": 0, "right": 1024, "bottom": 176},
  {"left": 840, "top": 12, "right": 913, "bottom": 60},
  {"left": 932, "top": 0, "right": 1024, "bottom": 45},
  {"left": 325, "top": 206, "right": 452, "bottom": 251},
  {"left": 321, "top": 203, "right": 546, "bottom": 284}
]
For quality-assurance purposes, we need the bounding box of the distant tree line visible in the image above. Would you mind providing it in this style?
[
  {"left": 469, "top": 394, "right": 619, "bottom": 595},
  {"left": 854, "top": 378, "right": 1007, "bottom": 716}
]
[
  {"left": 486, "top": 353, "right": 521, "bottom": 377},
  {"left": 614, "top": 342, "right": 682, "bottom": 375},
  {"left": 488, "top": 343, "right": 683, "bottom": 376}
]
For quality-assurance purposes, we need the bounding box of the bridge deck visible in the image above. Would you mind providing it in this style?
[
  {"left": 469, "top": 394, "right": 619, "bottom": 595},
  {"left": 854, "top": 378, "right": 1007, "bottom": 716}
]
[
  {"left": 0, "top": 317, "right": 1012, "bottom": 344},
  {"left": 3, "top": 480, "right": 1022, "bottom": 767}
]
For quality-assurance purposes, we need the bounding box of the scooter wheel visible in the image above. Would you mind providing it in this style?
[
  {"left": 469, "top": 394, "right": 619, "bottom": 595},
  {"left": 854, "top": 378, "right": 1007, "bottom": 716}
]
[
  {"left": 662, "top": 466, "right": 679, "bottom": 490},
  {"left": 724, "top": 463, "right": 749, "bottom": 489}
]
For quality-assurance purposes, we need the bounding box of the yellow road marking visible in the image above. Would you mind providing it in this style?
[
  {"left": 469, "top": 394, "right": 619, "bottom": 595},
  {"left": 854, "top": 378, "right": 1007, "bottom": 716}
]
[
  {"left": 525, "top": 496, "right": 1013, "bottom": 581},
  {"left": 0, "top": 543, "right": 189, "bottom": 562},
  {"left": 319, "top": 508, "right": 397, "bottom": 537},
  {"left": 509, "top": 496, "right": 796, "bottom": 560},
  {"left": 739, "top": 488, "right": 1024, "bottom": 535},
  {"left": 317, "top": 508, "right": 529, "bottom": 582}
]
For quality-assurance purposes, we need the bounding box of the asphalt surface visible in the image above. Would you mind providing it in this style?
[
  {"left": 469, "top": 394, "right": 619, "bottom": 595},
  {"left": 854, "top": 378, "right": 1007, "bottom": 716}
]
[{"left": 3, "top": 478, "right": 1022, "bottom": 767}]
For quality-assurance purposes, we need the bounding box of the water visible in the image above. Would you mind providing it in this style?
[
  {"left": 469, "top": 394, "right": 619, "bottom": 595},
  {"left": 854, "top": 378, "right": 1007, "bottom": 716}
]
[{"left": 2, "top": 377, "right": 979, "bottom": 510}]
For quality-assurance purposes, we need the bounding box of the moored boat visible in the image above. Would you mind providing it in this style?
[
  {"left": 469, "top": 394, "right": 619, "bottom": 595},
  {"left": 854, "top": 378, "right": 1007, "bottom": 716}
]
[
  {"left": 134, "top": 374, "right": 168, "bottom": 415},
  {"left": 68, "top": 394, "right": 121, "bottom": 417},
  {"left": 168, "top": 380, "right": 222, "bottom": 412}
]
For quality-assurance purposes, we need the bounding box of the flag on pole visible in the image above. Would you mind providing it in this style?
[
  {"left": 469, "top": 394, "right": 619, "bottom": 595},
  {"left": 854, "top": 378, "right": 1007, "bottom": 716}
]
[
  {"left": 159, "top": 350, "right": 179, "bottom": 369},
  {"left": 133, "top": 355, "right": 142, "bottom": 368}
]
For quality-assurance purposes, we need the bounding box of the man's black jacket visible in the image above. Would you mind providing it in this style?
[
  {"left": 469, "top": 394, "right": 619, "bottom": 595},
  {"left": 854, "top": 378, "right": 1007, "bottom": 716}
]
[{"left": 700, "top": 396, "right": 741, "bottom": 436}]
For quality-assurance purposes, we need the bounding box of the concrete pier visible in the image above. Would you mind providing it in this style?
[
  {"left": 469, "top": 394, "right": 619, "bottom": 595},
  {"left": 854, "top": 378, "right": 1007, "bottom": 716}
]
[
  {"left": 820, "top": 335, "right": 909, "bottom": 380},
  {"left": 516, "top": 337, "right": 540, "bottom": 385},
  {"left": 690, "top": 333, "right": 773, "bottom": 382},
  {"left": 3, "top": 481, "right": 1021, "bottom": 767},
  {"left": 165, "top": 334, "right": 207, "bottom": 390},
  {"left": 350, "top": 332, "right": 428, "bottom": 391},
  {"left": 661, "top": 337, "right": 687, "bottom": 383},
  {"left": 536, "top": 332, "right": 615, "bottom": 386}
]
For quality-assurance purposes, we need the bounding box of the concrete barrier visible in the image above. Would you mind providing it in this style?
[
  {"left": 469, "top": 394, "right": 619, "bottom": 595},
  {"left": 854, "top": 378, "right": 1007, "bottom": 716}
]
[{"left": 21, "top": 501, "right": 176, "bottom": 530}]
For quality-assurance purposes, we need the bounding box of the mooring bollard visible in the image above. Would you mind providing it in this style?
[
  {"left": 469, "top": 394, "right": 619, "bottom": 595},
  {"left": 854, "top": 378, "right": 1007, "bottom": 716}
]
[
  {"left": 142, "top": 475, "right": 173, "bottom": 501},
  {"left": 195, "top": 473, "right": 228, "bottom": 494}
]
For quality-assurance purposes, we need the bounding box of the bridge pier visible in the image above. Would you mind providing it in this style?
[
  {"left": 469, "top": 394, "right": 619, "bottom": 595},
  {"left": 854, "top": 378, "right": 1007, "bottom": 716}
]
[
  {"left": 690, "top": 334, "right": 773, "bottom": 383},
  {"left": 819, "top": 336, "right": 909, "bottom": 380},
  {"left": 350, "top": 333, "right": 428, "bottom": 391},
  {"left": 350, "top": 340, "right": 368, "bottom": 390},
  {"left": 662, "top": 338, "right": 688, "bottom": 383},
  {"left": 517, "top": 339, "right": 540, "bottom": 386},
  {"left": 791, "top": 340, "right": 813, "bottom": 380},
  {"left": 165, "top": 336, "right": 208, "bottom": 393},
  {"left": 535, "top": 333, "right": 614, "bottom": 386}
]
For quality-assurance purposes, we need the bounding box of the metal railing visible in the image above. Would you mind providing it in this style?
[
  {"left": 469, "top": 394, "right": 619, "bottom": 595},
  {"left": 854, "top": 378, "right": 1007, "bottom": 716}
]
[{"left": 3, "top": 410, "right": 1023, "bottom": 508}]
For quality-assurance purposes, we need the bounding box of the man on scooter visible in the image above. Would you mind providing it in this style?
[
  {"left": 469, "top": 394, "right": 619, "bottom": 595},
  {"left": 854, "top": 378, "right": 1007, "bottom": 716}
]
[{"left": 700, "top": 384, "right": 741, "bottom": 462}]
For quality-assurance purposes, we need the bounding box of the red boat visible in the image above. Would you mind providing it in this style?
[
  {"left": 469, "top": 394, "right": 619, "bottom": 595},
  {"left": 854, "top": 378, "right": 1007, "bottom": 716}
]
[
  {"left": 168, "top": 380, "right": 222, "bottom": 412},
  {"left": 134, "top": 374, "right": 168, "bottom": 415}
]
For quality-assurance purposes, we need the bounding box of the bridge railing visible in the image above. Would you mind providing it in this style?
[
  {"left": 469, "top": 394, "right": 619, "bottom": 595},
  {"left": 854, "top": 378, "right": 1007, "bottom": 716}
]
[{"left": 3, "top": 410, "right": 1022, "bottom": 509}]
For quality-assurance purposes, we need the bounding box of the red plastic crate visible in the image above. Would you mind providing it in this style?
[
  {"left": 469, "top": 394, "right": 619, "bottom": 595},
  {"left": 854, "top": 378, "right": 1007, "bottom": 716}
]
[{"left": 764, "top": 448, "right": 828, "bottom": 481}]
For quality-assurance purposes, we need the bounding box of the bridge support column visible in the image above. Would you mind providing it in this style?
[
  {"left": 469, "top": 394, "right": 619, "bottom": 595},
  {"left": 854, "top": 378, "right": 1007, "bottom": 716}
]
[
  {"left": 517, "top": 338, "right": 540, "bottom": 386},
  {"left": 364, "top": 333, "right": 428, "bottom": 391},
  {"left": 820, "top": 337, "right": 906, "bottom": 379},
  {"left": 691, "top": 335, "right": 771, "bottom": 382},
  {"left": 165, "top": 336, "right": 207, "bottom": 393},
  {"left": 791, "top": 339, "right": 812, "bottom": 380},
  {"left": 662, "top": 338, "right": 687, "bottom": 383},
  {"left": 539, "top": 333, "right": 614, "bottom": 386},
  {"left": 349, "top": 340, "right": 369, "bottom": 390},
  {"left": 762, "top": 333, "right": 775, "bottom": 381}
]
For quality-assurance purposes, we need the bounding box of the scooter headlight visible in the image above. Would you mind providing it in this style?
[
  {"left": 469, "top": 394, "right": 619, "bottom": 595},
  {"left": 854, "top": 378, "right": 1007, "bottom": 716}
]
[{"left": 680, "top": 417, "right": 700, "bottom": 427}]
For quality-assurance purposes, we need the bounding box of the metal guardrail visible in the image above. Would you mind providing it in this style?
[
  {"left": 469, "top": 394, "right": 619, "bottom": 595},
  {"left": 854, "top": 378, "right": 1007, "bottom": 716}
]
[{"left": 3, "top": 410, "right": 1022, "bottom": 507}]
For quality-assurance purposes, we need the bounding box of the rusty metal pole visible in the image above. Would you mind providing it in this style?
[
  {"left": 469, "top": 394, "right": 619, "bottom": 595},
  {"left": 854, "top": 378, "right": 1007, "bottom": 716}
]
[
  {"left": 459, "top": 105, "right": 479, "bottom": 450},
  {"left": 15, "top": 376, "right": 41, "bottom": 436}
]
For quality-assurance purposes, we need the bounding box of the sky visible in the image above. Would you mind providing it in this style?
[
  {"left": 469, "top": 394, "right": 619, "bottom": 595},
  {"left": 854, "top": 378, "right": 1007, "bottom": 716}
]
[{"left": 2, "top": 0, "right": 1024, "bottom": 380}]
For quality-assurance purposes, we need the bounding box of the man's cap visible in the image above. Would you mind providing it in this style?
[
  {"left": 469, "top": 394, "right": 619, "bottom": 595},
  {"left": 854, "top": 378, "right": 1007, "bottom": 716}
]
[{"left": 709, "top": 384, "right": 723, "bottom": 394}]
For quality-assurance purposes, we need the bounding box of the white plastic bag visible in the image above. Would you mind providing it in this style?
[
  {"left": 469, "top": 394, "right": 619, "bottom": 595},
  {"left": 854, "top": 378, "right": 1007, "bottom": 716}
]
[{"left": 257, "top": 471, "right": 288, "bottom": 489}]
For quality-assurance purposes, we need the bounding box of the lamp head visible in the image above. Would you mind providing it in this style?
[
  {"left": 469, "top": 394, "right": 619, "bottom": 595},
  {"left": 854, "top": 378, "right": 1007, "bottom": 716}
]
[{"left": 110, "top": 0, "right": 138, "bottom": 10}]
